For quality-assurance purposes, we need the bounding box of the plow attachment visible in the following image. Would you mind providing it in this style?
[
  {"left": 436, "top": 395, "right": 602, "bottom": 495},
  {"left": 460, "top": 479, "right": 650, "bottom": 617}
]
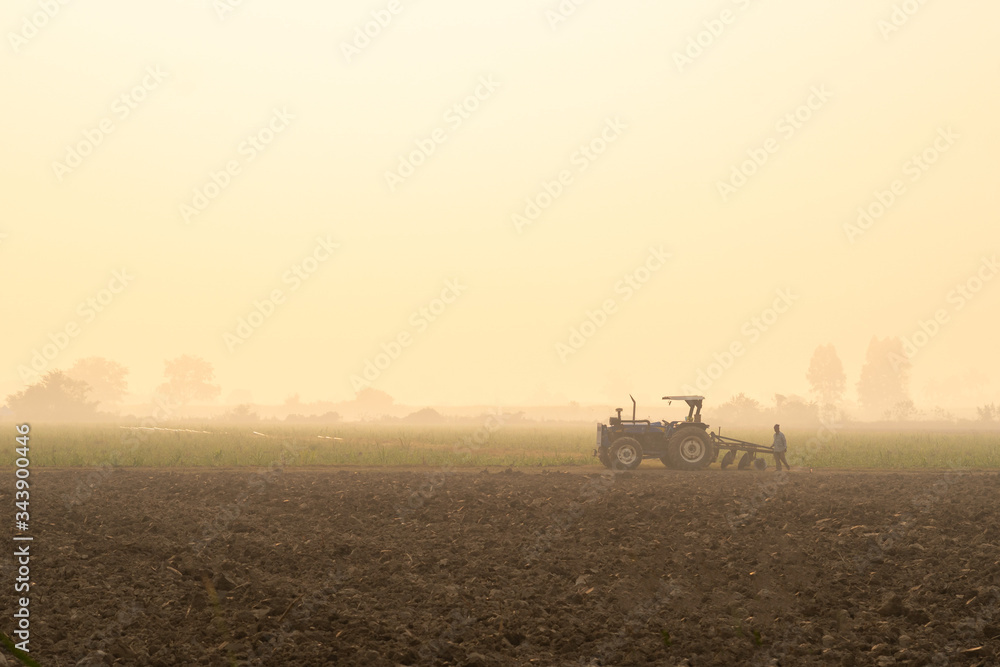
[{"left": 710, "top": 432, "right": 774, "bottom": 471}]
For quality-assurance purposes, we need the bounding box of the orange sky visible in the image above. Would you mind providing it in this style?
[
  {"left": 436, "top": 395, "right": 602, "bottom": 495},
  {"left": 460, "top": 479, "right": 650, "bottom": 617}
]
[{"left": 2, "top": 0, "right": 998, "bottom": 410}]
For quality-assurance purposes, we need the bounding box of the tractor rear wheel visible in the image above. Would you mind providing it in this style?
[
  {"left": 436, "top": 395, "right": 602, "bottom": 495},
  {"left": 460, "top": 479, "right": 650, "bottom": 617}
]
[
  {"left": 668, "top": 428, "right": 713, "bottom": 470},
  {"left": 610, "top": 437, "right": 642, "bottom": 471}
]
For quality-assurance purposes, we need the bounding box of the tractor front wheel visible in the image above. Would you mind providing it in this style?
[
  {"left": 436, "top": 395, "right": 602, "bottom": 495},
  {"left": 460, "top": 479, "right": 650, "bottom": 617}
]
[
  {"left": 598, "top": 447, "right": 611, "bottom": 469},
  {"left": 610, "top": 437, "right": 643, "bottom": 471},
  {"left": 668, "top": 428, "right": 713, "bottom": 470}
]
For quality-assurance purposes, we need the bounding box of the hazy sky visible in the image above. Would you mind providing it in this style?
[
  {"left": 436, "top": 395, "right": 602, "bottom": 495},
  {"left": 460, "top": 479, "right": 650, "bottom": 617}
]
[{"left": 2, "top": 0, "right": 998, "bottom": 409}]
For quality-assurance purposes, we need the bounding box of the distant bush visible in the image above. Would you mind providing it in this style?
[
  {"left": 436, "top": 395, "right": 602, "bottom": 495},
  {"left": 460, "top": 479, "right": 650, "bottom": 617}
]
[
  {"left": 285, "top": 411, "right": 341, "bottom": 424},
  {"left": 217, "top": 404, "right": 259, "bottom": 423},
  {"left": 401, "top": 408, "right": 447, "bottom": 424}
]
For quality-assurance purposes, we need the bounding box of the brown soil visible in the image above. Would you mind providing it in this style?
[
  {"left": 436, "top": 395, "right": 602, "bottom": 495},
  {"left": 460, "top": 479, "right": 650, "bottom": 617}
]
[{"left": 5, "top": 467, "right": 1000, "bottom": 666}]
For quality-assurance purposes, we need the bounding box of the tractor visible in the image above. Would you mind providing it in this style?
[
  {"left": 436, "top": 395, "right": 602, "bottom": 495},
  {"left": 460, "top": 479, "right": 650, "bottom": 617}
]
[{"left": 594, "top": 395, "right": 773, "bottom": 471}]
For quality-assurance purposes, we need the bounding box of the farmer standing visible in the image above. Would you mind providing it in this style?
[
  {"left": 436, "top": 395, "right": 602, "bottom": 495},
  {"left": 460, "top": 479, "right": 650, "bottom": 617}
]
[{"left": 772, "top": 424, "right": 789, "bottom": 471}]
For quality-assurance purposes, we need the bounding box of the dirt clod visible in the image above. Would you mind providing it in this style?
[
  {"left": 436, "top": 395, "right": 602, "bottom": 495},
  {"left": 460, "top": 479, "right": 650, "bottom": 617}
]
[{"left": 877, "top": 594, "right": 906, "bottom": 617}]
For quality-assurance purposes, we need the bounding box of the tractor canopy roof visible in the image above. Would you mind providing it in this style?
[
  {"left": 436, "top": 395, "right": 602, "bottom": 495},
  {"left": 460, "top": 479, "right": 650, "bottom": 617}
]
[{"left": 662, "top": 395, "right": 704, "bottom": 403}]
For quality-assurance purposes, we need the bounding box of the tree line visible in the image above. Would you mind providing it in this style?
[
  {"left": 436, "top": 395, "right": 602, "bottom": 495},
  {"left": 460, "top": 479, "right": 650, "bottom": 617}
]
[
  {"left": 4, "top": 355, "right": 220, "bottom": 421},
  {"left": 716, "top": 337, "right": 995, "bottom": 424}
]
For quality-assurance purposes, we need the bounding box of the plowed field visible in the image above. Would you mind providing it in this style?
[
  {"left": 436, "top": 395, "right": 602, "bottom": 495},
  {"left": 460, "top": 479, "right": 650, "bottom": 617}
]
[{"left": 7, "top": 467, "right": 1000, "bottom": 666}]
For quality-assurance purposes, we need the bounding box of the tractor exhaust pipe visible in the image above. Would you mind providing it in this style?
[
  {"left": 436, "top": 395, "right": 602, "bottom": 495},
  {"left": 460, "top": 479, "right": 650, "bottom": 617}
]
[{"left": 629, "top": 394, "right": 636, "bottom": 421}]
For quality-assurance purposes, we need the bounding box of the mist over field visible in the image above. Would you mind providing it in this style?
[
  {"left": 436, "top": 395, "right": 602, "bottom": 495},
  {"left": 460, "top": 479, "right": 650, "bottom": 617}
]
[{"left": 2, "top": 0, "right": 999, "bottom": 422}]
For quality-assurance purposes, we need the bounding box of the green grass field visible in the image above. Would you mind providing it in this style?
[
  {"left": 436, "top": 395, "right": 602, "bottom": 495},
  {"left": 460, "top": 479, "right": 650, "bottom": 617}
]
[{"left": 13, "top": 422, "right": 1000, "bottom": 470}]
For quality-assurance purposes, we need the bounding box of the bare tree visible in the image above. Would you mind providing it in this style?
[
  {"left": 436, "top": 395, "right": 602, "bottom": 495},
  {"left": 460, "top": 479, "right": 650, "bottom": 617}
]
[
  {"left": 856, "top": 337, "right": 911, "bottom": 418},
  {"left": 156, "top": 355, "right": 221, "bottom": 405},
  {"left": 806, "top": 344, "right": 846, "bottom": 408},
  {"left": 67, "top": 357, "right": 129, "bottom": 407}
]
